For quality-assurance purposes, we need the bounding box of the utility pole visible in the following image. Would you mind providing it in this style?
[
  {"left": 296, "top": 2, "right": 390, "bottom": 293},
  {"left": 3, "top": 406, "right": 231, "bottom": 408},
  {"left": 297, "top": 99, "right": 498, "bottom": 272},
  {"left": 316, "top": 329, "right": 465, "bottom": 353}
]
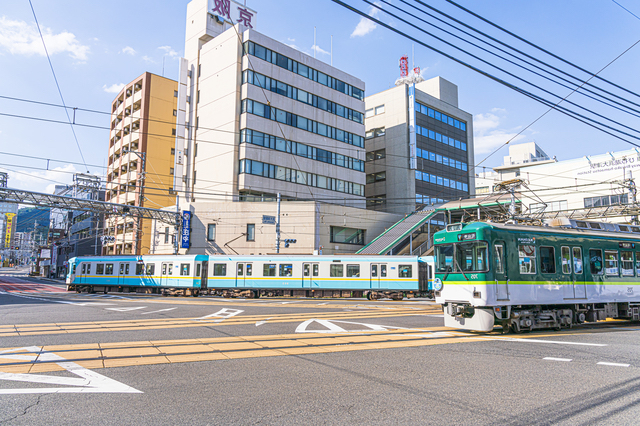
[{"left": 276, "top": 193, "right": 281, "bottom": 254}]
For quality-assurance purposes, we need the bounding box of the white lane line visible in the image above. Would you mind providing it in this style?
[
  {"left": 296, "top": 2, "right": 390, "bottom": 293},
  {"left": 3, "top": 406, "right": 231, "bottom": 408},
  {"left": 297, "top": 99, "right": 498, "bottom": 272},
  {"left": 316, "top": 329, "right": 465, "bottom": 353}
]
[
  {"left": 597, "top": 362, "right": 630, "bottom": 367},
  {"left": 105, "top": 307, "right": 146, "bottom": 312},
  {"left": 141, "top": 307, "right": 177, "bottom": 315},
  {"left": 544, "top": 357, "right": 572, "bottom": 362},
  {"left": 255, "top": 317, "right": 272, "bottom": 326},
  {"left": 482, "top": 337, "right": 607, "bottom": 347}
]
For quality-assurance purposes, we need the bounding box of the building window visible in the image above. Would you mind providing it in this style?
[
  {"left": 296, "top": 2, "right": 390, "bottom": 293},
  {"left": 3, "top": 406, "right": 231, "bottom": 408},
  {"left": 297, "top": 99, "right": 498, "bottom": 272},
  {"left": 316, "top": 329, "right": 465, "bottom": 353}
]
[
  {"left": 174, "top": 90, "right": 178, "bottom": 97},
  {"left": 375, "top": 105, "right": 385, "bottom": 115},
  {"left": 173, "top": 109, "right": 177, "bottom": 116},
  {"left": 197, "top": 90, "right": 200, "bottom": 103},
  {"left": 330, "top": 226, "right": 365, "bottom": 245},
  {"left": 207, "top": 224, "right": 216, "bottom": 241},
  {"left": 366, "top": 149, "right": 386, "bottom": 161},
  {"left": 247, "top": 224, "right": 255, "bottom": 241},
  {"left": 171, "top": 148, "right": 175, "bottom": 155},
  {"left": 584, "top": 194, "right": 628, "bottom": 208},
  {"left": 172, "top": 128, "right": 176, "bottom": 136},
  {"left": 170, "top": 168, "right": 174, "bottom": 175},
  {"left": 164, "top": 227, "right": 169, "bottom": 244},
  {"left": 366, "top": 172, "right": 386, "bottom": 184}
]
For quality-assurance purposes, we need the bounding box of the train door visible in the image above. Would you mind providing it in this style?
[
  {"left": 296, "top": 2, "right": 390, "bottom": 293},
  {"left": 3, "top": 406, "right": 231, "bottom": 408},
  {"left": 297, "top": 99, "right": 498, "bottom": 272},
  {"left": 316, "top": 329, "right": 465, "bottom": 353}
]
[
  {"left": 73, "top": 262, "right": 81, "bottom": 284},
  {"left": 160, "top": 262, "right": 173, "bottom": 286},
  {"left": 370, "top": 263, "right": 387, "bottom": 289},
  {"left": 494, "top": 242, "right": 509, "bottom": 300},
  {"left": 302, "top": 263, "right": 319, "bottom": 287},
  {"left": 200, "top": 261, "right": 208, "bottom": 290},
  {"left": 572, "top": 247, "right": 587, "bottom": 298},
  {"left": 118, "top": 262, "right": 129, "bottom": 286},
  {"left": 236, "top": 262, "right": 252, "bottom": 287}
]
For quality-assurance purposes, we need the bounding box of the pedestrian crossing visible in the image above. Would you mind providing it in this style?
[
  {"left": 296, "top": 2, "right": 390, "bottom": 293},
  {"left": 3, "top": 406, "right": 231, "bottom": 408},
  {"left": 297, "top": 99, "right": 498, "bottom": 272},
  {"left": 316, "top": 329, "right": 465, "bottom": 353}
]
[{"left": 0, "top": 277, "right": 67, "bottom": 294}]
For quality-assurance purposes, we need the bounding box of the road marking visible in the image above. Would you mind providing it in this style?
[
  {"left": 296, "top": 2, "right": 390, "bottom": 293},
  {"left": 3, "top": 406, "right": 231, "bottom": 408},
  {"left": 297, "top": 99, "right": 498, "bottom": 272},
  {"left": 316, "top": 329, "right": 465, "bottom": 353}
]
[
  {"left": 255, "top": 318, "right": 272, "bottom": 326},
  {"left": 105, "top": 307, "right": 147, "bottom": 312},
  {"left": 141, "top": 308, "right": 177, "bottom": 315},
  {"left": 543, "top": 357, "right": 572, "bottom": 362},
  {"left": 59, "top": 302, "right": 117, "bottom": 306},
  {"left": 597, "top": 362, "right": 630, "bottom": 367},
  {"left": 480, "top": 336, "right": 607, "bottom": 347},
  {"left": 194, "top": 308, "right": 244, "bottom": 322},
  {"left": 296, "top": 319, "right": 409, "bottom": 333},
  {"left": 0, "top": 346, "right": 142, "bottom": 394}
]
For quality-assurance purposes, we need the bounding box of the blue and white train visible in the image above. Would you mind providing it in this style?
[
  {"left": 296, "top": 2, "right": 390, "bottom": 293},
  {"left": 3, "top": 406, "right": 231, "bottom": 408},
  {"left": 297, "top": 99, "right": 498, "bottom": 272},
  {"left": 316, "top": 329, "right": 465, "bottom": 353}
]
[{"left": 66, "top": 255, "right": 435, "bottom": 299}]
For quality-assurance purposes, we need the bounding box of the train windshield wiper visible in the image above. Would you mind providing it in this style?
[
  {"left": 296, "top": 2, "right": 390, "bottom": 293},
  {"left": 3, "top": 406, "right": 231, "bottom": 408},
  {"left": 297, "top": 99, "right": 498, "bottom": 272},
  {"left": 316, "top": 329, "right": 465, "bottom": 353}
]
[{"left": 453, "top": 257, "right": 469, "bottom": 281}]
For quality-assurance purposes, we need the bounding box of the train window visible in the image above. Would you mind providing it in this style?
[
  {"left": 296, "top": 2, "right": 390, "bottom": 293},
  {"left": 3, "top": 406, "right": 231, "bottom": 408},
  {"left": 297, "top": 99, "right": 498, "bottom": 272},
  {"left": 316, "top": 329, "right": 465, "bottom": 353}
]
[
  {"left": 146, "top": 264, "right": 155, "bottom": 275},
  {"left": 399, "top": 265, "right": 412, "bottom": 278},
  {"left": 181, "top": 264, "right": 190, "bottom": 276},
  {"left": 330, "top": 264, "right": 344, "bottom": 277},
  {"left": 589, "top": 249, "right": 603, "bottom": 275},
  {"left": 246, "top": 264, "right": 252, "bottom": 276},
  {"left": 119, "top": 264, "right": 124, "bottom": 274},
  {"left": 136, "top": 263, "right": 144, "bottom": 275},
  {"left": 435, "top": 244, "right": 454, "bottom": 272},
  {"left": 304, "top": 264, "right": 310, "bottom": 277},
  {"left": 196, "top": 264, "right": 201, "bottom": 277},
  {"left": 633, "top": 227, "right": 640, "bottom": 233},
  {"left": 494, "top": 245, "right": 504, "bottom": 273},
  {"left": 561, "top": 247, "right": 571, "bottom": 274},
  {"left": 621, "top": 251, "right": 634, "bottom": 276},
  {"left": 518, "top": 245, "right": 537, "bottom": 274},
  {"left": 313, "top": 264, "right": 319, "bottom": 276},
  {"left": 619, "top": 225, "right": 630, "bottom": 232},
  {"left": 573, "top": 248, "right": 583, "bottom": 274},
  {"left": 86, "top": 264, "right": 91, "bottom": 274},
  {"left": 263, "top": 264, "right": 276, "bottom": 276},
  {"left": 96, "top": 264, "right": 104, "bottom": 275},
  {"left": 589, "top": 223, "right": 602, "bottom": 230},
  {"left": 162, "top": 264, "right": 167, "bottom": 274},
  {"left": 604, "top": 250, "right": 619, "bottom": 276},
  {"left": 105, "top": 264, "right": 114, "bottom": 275},
  {"left": 81, "top": 264, "right": 86, "bottom": 274},
  {"left": 575, "top": 221, "right": 588, "bottom": 229},
  {"left": 456, "top": 242, "right": 488, "bottom": 272},
  {"left": 168, "top": 264, "right": 173, "bottom": 275},
  {"left": 381, "top": 265, "right": 387, "bottom": 277},
  {"left": 371, "top": 265, "right": 377, "bottom": 277},
  {"left": 540, "top": 247, "right": 556, "bottom": 274},
  {"left": 214, "top": 264, "right": 227, "bottom": 276},
  {"left": 119, "top": 263, "right": 129, "bottom": 275},
  {"left": 279, "top": 264, "right": 293, "bottom": 277},
  {"left": 125, "top": 264, "right": 130, "bottom": 274},
  {"left": 347, "top": 265, "right": 360, "bottom": 277},
  {"left": 237, "top": 264, "right": 244, "bottom": 276}
]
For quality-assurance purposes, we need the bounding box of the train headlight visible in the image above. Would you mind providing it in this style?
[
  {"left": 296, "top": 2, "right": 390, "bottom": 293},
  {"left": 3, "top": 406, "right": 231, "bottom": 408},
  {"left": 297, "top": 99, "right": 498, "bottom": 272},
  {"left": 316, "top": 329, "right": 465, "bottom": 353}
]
[{"left": 433, "top": 278, "right": 443, "bottom": 291}]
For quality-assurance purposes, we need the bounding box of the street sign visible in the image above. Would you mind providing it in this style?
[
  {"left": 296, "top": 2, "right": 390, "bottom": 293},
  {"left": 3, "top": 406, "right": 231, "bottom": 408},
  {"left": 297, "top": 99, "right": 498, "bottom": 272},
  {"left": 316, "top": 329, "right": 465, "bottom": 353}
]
[{"left": 181, "top": 211, "right": 191, "bottom": 249}]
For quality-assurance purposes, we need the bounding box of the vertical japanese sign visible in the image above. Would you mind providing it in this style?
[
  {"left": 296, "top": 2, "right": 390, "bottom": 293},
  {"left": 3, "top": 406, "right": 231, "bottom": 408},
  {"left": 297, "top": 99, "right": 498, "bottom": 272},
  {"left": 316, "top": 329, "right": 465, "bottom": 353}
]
[
  {"left": 4, "top": 213, "right": 15, "bottom": 248},
  {"left": 209, "top": 0, "right": 256, "bottom": 28},
  {"left": 181, "top": 211, "right": 191, "bottom": 249}
]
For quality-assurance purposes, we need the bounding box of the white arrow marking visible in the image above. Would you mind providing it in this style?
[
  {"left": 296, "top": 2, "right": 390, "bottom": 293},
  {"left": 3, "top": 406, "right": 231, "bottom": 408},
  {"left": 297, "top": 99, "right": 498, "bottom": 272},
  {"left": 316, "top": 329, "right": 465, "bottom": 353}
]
[
  {"left": 194, "top": 308, "right": 244, "bottom": 322},
  {"left": 295, "top": 319, "right": 409, "bottom": 333},
  {"left": 141, "top": 307, "right": 177, "bottom": 315},
  {"left": 0, "top": 346, "right": 142, "bottom": 394},
  {"left": 255, "top": 317, "right": 272, "bottom": 326},
  {"left": 105, "top": 307, "right": 147, "bottom": 312}
]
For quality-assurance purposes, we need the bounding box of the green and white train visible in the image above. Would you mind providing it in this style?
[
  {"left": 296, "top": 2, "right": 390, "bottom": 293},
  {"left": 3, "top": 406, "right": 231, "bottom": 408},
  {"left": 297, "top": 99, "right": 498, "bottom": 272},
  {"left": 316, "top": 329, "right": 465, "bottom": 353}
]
[{"left": 433, "top": 220, "right": 640, "bottom": 332}]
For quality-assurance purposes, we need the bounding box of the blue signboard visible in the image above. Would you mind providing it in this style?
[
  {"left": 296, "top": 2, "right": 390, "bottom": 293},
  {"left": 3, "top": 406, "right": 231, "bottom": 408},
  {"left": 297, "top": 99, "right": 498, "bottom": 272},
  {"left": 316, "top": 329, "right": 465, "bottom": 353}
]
[{"left": 181, "top": 211, "right": 191, "bottom": 249}]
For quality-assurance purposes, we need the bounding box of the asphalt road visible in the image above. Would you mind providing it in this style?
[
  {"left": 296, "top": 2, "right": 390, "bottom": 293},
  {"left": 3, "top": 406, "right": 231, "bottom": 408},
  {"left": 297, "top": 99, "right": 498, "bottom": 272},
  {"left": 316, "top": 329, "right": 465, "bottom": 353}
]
[{"left": 1, "top": 267, "right": 640, "bottom": 425}]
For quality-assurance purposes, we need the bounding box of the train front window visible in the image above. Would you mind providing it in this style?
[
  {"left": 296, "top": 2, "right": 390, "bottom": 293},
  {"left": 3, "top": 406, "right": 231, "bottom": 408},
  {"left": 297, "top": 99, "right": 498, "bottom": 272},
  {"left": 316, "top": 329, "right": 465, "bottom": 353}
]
[
  {"left": 494, "top": 245, "right": 504, "bottom": 274},
  {"left": 456, "top": 242, "right": 488, "bottom": 272},
  {"left": 435, "top": 244, "right": 454, "bottom": 272}
]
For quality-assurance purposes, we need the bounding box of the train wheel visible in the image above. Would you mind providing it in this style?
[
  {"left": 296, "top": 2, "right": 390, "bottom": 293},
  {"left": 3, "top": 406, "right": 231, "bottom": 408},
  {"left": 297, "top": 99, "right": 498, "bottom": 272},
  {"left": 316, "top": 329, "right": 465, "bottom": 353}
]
[
  {"left": 511, "top": 322, "right": 521, "bottom": 333},
  {"left": 501, "top": 323, "right": 510, "bottom": 334},
  {"left": 366, "top": 292, "right": 371, "bottom": 301},
  {"left": 253, "top": 290, "right": 260, "bottom": 299}
]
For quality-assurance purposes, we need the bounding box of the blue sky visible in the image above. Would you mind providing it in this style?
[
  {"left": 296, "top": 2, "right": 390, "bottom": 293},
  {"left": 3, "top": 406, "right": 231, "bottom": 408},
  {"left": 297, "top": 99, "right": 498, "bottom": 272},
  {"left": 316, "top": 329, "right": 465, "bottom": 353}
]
[{"left": 1, "top": 0, "right": 639, "bottom": 193}]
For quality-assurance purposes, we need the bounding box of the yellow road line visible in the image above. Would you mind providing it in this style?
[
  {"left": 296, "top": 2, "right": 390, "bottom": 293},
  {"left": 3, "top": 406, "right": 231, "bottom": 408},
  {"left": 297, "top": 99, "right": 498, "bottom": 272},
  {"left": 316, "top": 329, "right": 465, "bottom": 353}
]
[
  {"left": 0, "top": 309, "right": 438, "bottom": 337},
  {"left": 0, "top": 327, "right": 473, "bottom": 373}
]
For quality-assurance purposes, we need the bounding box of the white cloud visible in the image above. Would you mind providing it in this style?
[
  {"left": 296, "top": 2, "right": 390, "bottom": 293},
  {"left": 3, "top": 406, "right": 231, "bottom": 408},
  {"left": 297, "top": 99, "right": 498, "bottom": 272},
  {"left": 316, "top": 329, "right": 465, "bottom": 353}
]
[
  {"left": 158, "top": 45, "right": 178, "bottom": 57},
  {"left": 287, "top": 38, "right": 296, "bottom": 43},
  {"left": 350, "top": 5, "right": 379, "bottom": 38},
  {"left": 122, "top": 46, "right": 136, "bottom": 56},
  {"left": 6, "top": 164, "right": 77, "bottom": 194},
  {"left": 311, "top": 44, "right": 329, "bottom": 56},
  {"left": 0, "top": 17, "right": 89, "bottom": 61},
  {"left": 142, "top": 55, "right": 155, "bottom": 63},
  {"left": 102, "top": 83, "right": 124, "bottom": 94},
  {"left": 473, "top": 112, "right": 526, "bottom": 155}
]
